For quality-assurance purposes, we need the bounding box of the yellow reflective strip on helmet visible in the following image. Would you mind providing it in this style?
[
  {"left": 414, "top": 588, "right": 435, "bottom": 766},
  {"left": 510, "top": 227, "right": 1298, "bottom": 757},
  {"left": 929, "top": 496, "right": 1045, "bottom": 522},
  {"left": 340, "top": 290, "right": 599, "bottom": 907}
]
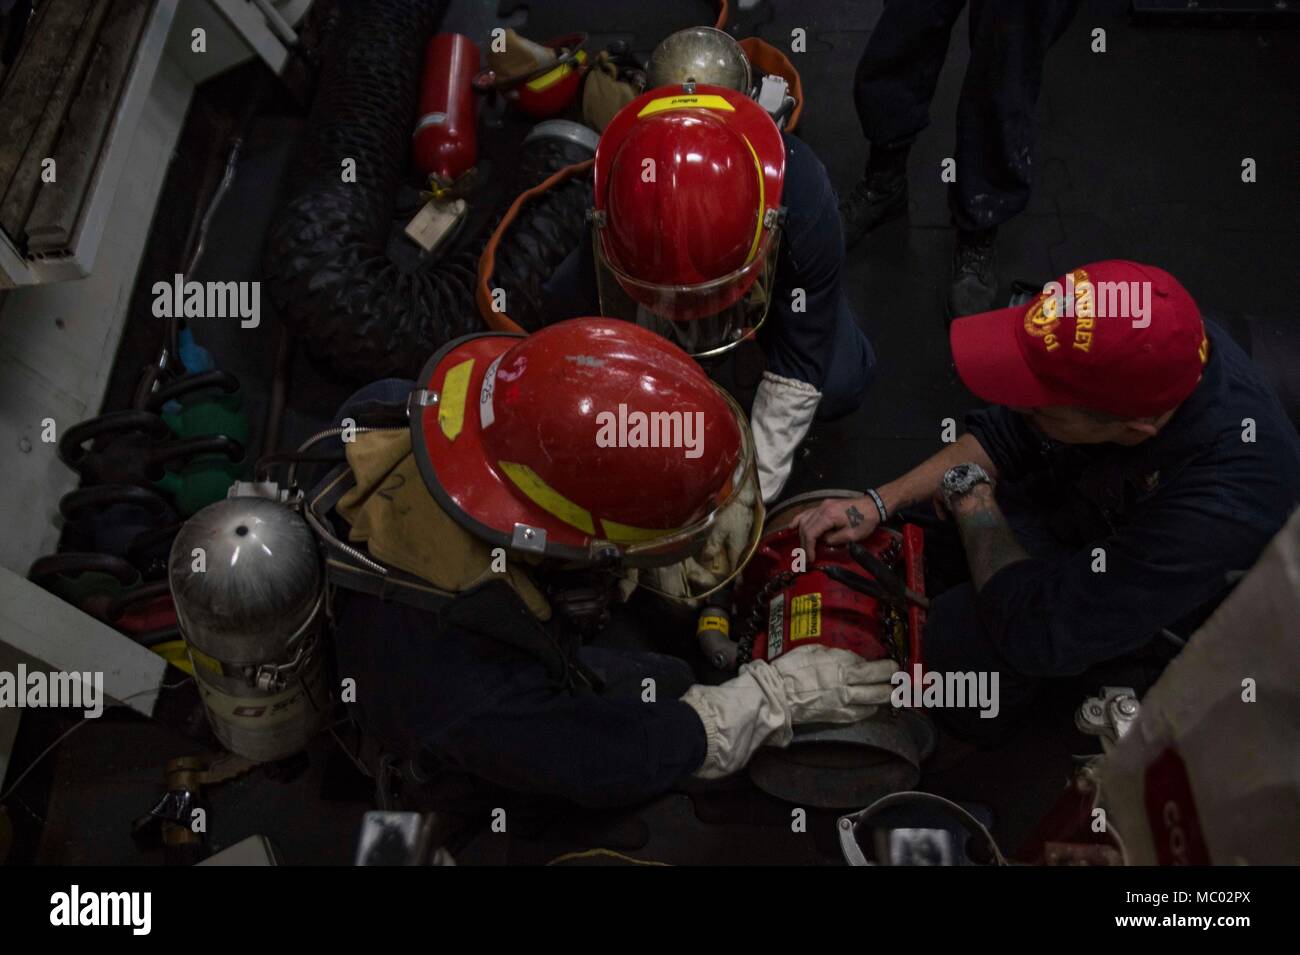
[
  {"left": 742, "top": 134, "right": 765, "bottom": 264},
  {"left": 438, "top": 359, "right": 475, "bottom": 441},
  {"left": 526, "top": 49, "right": 587, "bottom": 91},
  {"left": 637, "top": 93, "right": 737, "bottom": 118},
  {"left": 498, "top": 461, "right": 596, "bottom": 535},
  {"left": 599, "top": 517, "right": 682, "bottom": 543}
]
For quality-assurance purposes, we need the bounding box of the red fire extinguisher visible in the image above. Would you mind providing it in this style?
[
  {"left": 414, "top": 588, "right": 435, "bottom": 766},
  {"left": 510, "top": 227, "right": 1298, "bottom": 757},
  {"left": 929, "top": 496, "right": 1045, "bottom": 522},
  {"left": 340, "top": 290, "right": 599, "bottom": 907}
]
[{"left": 413, "top": 33, "right": 480, "bottom": 183}]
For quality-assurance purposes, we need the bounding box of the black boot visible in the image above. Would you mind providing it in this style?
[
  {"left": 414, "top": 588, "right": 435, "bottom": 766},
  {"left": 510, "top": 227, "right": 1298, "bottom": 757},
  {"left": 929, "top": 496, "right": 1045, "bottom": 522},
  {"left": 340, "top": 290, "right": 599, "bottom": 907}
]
[
  {"left": 946, "top": 227, "right": 998, "bottom": 323},
  {"left": 839, "top": 142, "right": 910, "bottom": 250}
]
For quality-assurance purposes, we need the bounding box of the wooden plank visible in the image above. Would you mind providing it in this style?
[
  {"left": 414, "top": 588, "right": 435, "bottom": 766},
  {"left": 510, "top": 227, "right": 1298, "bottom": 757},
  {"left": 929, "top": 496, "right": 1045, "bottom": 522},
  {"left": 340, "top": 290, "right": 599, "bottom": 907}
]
[
  {"left": 0, "top": 0, "right": 114, "bottom": 241},
  {"left": 0, "top": 0, "right": 93, "bottom": 211},
  {"left": 24, "top": 0, "right": 153, "bottom": 255}
]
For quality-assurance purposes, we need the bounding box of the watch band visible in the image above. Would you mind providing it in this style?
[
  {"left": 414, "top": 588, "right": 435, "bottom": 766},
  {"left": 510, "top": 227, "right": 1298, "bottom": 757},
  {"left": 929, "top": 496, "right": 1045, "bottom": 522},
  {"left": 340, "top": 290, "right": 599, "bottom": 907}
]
[{"left": 864, "top": 488, "right": 888, "bottom": 523}]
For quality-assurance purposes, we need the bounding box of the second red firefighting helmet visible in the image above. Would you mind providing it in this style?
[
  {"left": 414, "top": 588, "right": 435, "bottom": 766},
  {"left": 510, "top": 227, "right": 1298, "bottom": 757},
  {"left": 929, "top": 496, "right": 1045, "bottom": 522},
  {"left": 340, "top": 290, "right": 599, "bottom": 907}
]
[{"left": 592, "top": 84, "right": 786, "bottom": 358}]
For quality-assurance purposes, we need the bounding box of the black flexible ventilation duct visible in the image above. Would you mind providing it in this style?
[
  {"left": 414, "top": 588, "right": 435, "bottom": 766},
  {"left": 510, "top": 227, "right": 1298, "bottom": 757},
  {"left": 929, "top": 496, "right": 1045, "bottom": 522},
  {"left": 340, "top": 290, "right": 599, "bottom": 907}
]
[
  {"left": 488, "top": 126, "right": 597, "bottom": 332},
  {"left": 264, "top": 0, "right": 597, "bottom": 382},
  {"left": 264, "top": 0, "right": 472, "bottom": 382}
]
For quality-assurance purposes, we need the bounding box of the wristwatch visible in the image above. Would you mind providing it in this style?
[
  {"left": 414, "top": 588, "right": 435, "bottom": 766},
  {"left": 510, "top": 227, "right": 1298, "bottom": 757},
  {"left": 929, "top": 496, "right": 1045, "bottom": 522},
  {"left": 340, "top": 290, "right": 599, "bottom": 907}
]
[{"left": 941, "top": 463, "right": 992, "bottom": 511}]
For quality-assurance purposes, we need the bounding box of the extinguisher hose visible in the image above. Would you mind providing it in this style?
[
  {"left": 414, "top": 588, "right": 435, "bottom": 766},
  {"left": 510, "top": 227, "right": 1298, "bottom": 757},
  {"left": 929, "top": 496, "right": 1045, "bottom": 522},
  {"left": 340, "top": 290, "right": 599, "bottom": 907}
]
[
  {"left": 820, "top": 564, "right": 929, "bottom": 612},
  {"left": 848, "top": 542, "right": 930, "bottom": 609}
]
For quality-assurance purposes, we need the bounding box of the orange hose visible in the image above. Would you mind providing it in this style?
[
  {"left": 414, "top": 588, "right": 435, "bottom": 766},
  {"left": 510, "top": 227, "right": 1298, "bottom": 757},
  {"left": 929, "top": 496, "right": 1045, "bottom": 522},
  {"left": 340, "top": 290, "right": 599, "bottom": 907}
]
[
  {"left": 476, "top": 157, "right": 596, "bottom": 332},
  {"left": 715, "top": 0, "right": 729, "bottom": 30}
]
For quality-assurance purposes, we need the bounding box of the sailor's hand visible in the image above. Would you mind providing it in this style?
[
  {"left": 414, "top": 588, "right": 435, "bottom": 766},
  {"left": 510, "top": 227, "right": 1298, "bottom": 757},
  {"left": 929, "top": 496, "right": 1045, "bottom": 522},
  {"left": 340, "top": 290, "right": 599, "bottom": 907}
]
[
  {"left": 789, "top": 495, "right": 880, "bottom": 562},
  {"left": 771, "top": 645, "right": 898, "bottom": 725}
]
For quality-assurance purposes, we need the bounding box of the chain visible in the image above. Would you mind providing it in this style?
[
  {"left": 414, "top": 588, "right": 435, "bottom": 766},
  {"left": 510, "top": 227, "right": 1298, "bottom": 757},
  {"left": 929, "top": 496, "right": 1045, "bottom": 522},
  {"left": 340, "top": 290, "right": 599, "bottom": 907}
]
[{"left": 735, "top": 569, "right": 798, "bottom": 665}]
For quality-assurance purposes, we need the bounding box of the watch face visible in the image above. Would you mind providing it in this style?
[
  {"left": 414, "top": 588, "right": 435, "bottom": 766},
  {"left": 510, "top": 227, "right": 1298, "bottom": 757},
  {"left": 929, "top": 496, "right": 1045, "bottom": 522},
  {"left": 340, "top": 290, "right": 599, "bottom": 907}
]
[{"left": 943, "top": 464, "right": 971, "bottom": 489}]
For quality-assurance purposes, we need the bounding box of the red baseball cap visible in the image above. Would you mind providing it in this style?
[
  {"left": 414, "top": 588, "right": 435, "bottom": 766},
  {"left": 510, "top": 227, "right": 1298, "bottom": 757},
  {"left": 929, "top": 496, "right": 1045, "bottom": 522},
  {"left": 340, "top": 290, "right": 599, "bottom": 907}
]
[{"left": 949, "top": 260, "right": 1209, "bottom": 418}]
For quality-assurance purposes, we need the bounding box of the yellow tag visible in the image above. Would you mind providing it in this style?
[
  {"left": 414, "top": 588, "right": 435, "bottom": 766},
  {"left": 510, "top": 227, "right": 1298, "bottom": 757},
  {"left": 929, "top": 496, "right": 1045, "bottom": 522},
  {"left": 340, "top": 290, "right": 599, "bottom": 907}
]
[
  {"left": 439, "top": 359, "right": 474, "bottom": 441},
  {"left": 498, "top": 460, "right": 596, "bottom": 535},
  {"left": 637, "top": 93, "right": 736, "bottom": 118},
  {"left": 789, "top": 593, "right": 822, "bottom": 641},
  {"left": 187, "top": 646, "right": 224, "bottom": 675},
  {"left": 697, "top": 614, "right": 730, "bottom": 637}
]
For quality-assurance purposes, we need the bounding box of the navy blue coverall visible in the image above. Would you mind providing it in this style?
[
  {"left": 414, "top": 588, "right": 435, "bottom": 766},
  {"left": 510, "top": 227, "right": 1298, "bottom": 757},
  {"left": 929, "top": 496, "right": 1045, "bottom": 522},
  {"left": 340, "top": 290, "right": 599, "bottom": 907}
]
[
  {"left": 921, "top": 318, "right": 1300, "bottom": 732},
  {"left": 323, "top": 379, "right": 708, "bottom": 809}
]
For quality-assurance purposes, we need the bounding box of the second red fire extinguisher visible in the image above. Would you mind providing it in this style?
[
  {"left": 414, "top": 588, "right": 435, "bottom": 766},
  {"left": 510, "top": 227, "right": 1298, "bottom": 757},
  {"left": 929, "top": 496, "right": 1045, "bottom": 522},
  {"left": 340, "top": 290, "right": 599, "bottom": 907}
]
[{"left": 413, "top": 32, "right": 480, "bottom": 183}]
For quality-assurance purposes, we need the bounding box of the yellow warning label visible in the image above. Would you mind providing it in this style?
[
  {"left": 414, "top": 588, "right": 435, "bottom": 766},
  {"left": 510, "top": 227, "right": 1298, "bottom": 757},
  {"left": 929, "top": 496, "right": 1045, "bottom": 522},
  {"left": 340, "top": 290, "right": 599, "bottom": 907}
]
[
  {"left": 697, "top": 614, "right": 730, "bottom": 637},
  {"left": 637, "top": 94, "right": 736, "bottom": 118},
  {"left": 789, "top": 593, "right": 822, "bottom": 641}
]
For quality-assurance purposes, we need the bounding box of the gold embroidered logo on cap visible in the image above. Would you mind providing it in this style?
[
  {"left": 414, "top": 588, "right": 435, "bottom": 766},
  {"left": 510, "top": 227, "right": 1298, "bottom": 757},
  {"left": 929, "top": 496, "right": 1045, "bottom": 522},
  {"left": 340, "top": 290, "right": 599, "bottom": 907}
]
[
  {"left": 1025, "top": 268, "right": 1095, "bottom": 355},
  {"left": 1024, "top": 293, "right": 1062, "bottom": 352}
]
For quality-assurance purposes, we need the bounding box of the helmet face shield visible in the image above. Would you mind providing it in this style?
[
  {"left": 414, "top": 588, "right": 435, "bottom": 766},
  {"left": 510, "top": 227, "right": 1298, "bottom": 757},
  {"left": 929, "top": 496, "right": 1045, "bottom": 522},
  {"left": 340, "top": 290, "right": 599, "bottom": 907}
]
[
  {"left": 603, "top": 386, "right": 757, "bottom": 569},
  {"left": 593, "top": 218, "right": 781, "bottom": 359}
]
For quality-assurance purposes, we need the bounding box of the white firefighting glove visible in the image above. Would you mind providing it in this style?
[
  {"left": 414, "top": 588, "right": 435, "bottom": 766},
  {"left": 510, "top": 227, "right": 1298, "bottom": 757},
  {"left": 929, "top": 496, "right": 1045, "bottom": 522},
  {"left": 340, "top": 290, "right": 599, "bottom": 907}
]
[
  {"left": 626, "top": 475, "right": 758, "bottom": 604},
  {"left": 681, "top": 645, "right": 897, "bottom": 779},
  {"left": 752, "top": 371, "right": 822, "bottom": 504}
]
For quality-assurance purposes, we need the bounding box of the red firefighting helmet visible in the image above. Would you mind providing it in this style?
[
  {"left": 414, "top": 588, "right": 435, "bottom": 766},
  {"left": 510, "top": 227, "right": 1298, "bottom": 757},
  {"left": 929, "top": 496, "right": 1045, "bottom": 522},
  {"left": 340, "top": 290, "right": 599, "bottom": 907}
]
[
  {"left": 592, "top": 84, "right": 785, "bottom": 358},
  {"left": 411, "top": 318, "right": 754, "bottom": 567}
]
